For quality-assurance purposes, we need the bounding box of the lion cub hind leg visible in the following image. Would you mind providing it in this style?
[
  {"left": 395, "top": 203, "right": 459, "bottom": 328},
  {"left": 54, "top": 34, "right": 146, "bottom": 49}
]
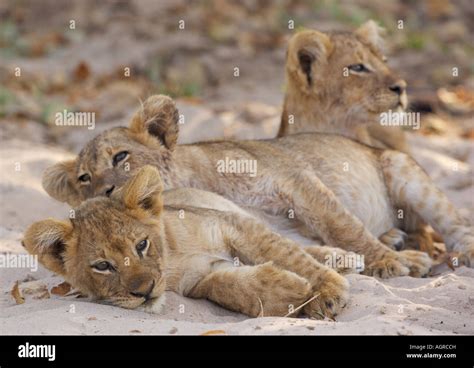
[
  {"left": 380, "top": 223, "right": 440, "bottom": 262},
  {"left": 274, "top": 170, "right": 431, "bottom": 278},
  {"left": 220, "top": 215, "right": 349, "bottom": 319},
  {"left": 188, "top": 263, "right": 312, "bottom": 317},
  {"left": 380, "top": 150, "right": 474, "bottom": 267},
  {"left": 379, "top": 214, "right": 441, "bottom": 260},
  {"left": 379, "top": 228, "right": 408, "bottom": 251},
  {"left": 404, "top": 226, "right": 444, "bottom": 260}
]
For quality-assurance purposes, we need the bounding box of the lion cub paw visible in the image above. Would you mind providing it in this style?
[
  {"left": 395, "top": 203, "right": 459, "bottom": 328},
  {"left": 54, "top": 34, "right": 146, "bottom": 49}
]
[
  {"left": 365, "top": 250, "right": 432, "bottom": 278},
  {"left": 365, "top": 254, "right": 409, "bottom": 278},
  {"left": 253, "top": 263, "right": 312, "bottom": 317},
  {"left": 379, "top": 228, "right": 407, "bottom": 251},
  {"left": 327, "top": 249, "right": 364, "bottom": 275},
  {"left": 458, "top": 248, "right": 474, "bottom": 268},
  {"left": 303, "top": 270, "right": 349, "bottom": 320},
  {"left": 453, "top": 236, "right": 474, "bottom": 268},
  {"left": 304, "top": 246, "right": 363, "bottom": 275},
  {"left": 396, "top": 250, "right": 433, "bottom": 277}
]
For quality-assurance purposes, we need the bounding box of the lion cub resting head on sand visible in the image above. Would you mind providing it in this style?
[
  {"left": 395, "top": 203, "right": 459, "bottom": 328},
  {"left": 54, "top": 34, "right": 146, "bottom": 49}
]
[
  {"left": 279, "top": 20, "right": 409, "bottom": 152},
  {"left": 24, "top": 166, "right": 350, "bottom": 318}
]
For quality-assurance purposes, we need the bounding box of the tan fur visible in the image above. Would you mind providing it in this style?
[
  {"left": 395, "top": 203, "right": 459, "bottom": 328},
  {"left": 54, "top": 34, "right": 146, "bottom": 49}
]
[
  {"left": 25, "top": 166, "right": 351, "bottom": 318},
  {"left": 41, "top": 95, "right": 474, "bottom": 273},
  {"left": 278, "top": 21, "right": 442, "bottom": 254},
  {"left": 278, "top": 20, "right": 409, "bottom": 153}
]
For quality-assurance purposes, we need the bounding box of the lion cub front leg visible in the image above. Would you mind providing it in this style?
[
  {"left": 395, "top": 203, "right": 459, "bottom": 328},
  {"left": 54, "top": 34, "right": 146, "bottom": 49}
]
[
  {"left": 381, "top": 150, "right": 474, "bottom": 267},
  {"left": 274, "top": 171, "right": 432, "bottom": 278},
  {"left": 220, "top": 215, "right": 349, "bottom": 319},
  {"left": 188, "top": 263, "right": 312, "bottom": 317},
  {"left": 303, "top": 245, "right": 363, "bottom": 274}
]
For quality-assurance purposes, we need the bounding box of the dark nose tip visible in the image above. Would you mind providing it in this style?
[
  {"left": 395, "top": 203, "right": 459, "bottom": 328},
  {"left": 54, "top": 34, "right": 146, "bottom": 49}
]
[
  {"left": 105, "top": 185, "right": 115, "bottom": 197},
  {"left": 130, "top": 280, "right": 155, "bottom": 300},
  {"left": 389, "top": 80, "right": 406, "bottom": 96},
  {"left": 393, "top": 240, "right": 404, "bottom": 251}
]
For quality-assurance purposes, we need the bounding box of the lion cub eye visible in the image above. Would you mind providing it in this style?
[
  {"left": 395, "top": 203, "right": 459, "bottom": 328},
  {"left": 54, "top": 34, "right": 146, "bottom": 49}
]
[
  {"left": 112, "top": 151, "right": 129, "bottom": 166},
  {"left": 92, "top": 261, "right": 113, "bottom": 272},
  {"left": 136, "top": 239, "right": 149, "bottom": 256},
  {"left": 348, "top": 64, "right": 369, "bottom": 73},
  {"left": 78, "top": 173, "right": 91, "bottom": 183}
]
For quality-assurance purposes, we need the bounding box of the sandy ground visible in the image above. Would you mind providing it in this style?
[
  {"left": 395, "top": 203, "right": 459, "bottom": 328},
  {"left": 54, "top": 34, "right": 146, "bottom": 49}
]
[{"left": 1, "top": 109, "right": 473, "bottom": 335}]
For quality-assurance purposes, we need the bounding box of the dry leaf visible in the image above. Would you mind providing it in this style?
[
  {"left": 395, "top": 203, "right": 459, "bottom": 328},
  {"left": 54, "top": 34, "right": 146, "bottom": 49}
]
[
  {"left": 461, "top": 129, "right": 474, "bottom": 140},
  {"left": 73, "top": 61, "right": 91, "bottom": 82},
  {"left": 21, "top": 280, "right": 48, "bottom": 295},
  {"left": 33, "top": 290, "right": 51, "bottom": 300},
  {"left": 12, "top": 280, "right": 51, "bottom": 300},
  {"left": 21, "top": 274, "right": 37, "bottom": 283},
  {"left": 51, "top": 281, "right": 72, "bottom": 296},
  {"left": 27, "top": 31, "right": 67, "bottom": 57},
  {"left": 445, "top": 251, "right": 467, "bottom": 270},
  {"left": 200, "top": 330, "right": 226, "bottom": 336},
  {"left": 65, "top": 288, "right": 86, "bottom": 298},
  {"left": 431, "top": 252, "right": 460, "bottom": 272},
  {"left": 11, "top": 281, "right": 25, "bottom": 305},
  {"left": 438, "top": 87, "right": 474, "bottom": 114}
]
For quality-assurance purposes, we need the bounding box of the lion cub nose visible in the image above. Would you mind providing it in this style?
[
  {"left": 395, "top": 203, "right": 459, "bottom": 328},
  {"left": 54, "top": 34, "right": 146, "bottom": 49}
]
[
  {"left": 104, "top": 185, "right": 115, "bottom": 197},
  {"left": 389, "top": 79, "right": 407, "bottom": 96},
  {"left": 130, "top": 279, "right": 155, "bottom": 300}
]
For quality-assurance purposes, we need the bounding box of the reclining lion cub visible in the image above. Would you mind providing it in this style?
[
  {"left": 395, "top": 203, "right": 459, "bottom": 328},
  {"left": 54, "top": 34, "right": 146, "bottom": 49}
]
[
  {"left": 24, "top": 166, "right": 350, "bottom": 318},
  {"left": 42, "top": 95, "right": 474, "bottom": 274}
]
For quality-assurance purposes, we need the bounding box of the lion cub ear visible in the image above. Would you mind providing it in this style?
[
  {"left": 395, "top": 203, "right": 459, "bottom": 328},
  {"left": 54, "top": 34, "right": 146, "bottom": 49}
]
[
  {"left": 129, "top": 95, "right": 179, "bottom": 151},
  {"left": 42, "top": 160, "right": 80, "bottom": 206},
  {"left": 287, "top": 30, "right": 333, "bottom": 87},
  {"left": 355, "top": 20, "right": 386, "bottom": 52},
  {"left": 120, "top": 165, "right": 164, "bottom": 217},
  {"left": 23, "top": 219, "right": 73, "bottom": 276}
]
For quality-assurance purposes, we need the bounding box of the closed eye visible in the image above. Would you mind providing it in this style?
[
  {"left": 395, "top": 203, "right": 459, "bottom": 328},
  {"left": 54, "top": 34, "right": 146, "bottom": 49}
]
[
  {"left": 112, "top": 151, "right": 129, "bottom": 167},
  {"left": 348, "top": 64, "right": 370, "bottom": 73}
]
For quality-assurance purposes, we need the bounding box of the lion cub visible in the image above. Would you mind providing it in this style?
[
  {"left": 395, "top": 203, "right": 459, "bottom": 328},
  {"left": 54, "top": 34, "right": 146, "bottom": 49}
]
[
  {"left": 42, "top": 95, "right": 473, "bottom": 274},
  {"left": 278, "top": 20, "right": 409, "bottom": 153},
  {"left": 278, "top": 21, "right": 447, "bottom": 254},
  {"left": 24, "top": 166, "right": 350, "bottom": 318}
]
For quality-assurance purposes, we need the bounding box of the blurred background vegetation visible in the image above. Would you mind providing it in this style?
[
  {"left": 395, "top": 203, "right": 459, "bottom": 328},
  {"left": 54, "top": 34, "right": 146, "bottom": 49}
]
[{"left": 0, "top": 0, "right": 472, "bottom": 147}]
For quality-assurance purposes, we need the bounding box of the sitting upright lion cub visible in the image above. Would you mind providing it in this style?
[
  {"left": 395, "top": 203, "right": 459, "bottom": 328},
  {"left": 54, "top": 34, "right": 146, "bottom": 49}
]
[
  {"left": 277, "top": 21, "right": 446, "bottom": 254},
  {"left": 24, "top": 166, "right": 350, "bottom": 319},
  {"left": 278, "top": 20, "right": 409, "bottom": 153},
  {"left": 42, "top": 95, "right": 473, "bottom": 274}
]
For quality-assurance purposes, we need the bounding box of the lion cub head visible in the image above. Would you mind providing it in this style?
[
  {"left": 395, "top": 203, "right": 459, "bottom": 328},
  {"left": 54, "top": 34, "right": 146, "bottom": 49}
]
[
  {"left": 24, "top": 166, "right": 167, "bottom": 309},
  {"left": 280, "top": 20, "right": 407, "bottom": 136},
  {"left": 43, "top": 95, "right": 179, "bottom": 207}
]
